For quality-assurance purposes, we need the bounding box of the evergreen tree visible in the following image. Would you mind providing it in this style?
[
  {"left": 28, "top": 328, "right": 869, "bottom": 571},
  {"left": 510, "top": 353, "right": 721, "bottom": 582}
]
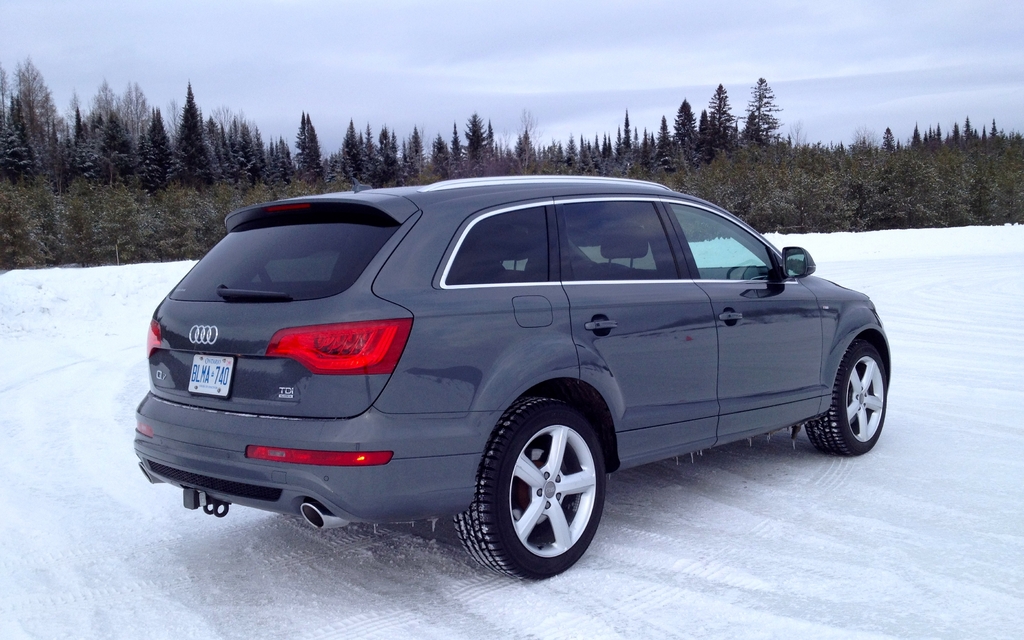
[
  {"left": 295, "top": 112, "right": 324, "bottom": 183},
  {"left": 565, "top": 134, "right": 578, "bottom": 170},
  {"left": 139, "top": 108, "right": 172, "bottom": 191},
  {"left": 674, "top": 99, "right": 697, "bottom": 166},
  {"left": 449, "top": 122, "right": 463, "bottom": 175},
  {"left": 697, "top": 109, "right": 713, "bottom": 164},
  {"left": 622, "top": 111, "right": 632, "bottom": 153},
  {"left": 403, "top": 126, "right": 424, "bottom": 179},
  {"left": 0, "top": 96, "right": 34, "bottom": 180},
  {"left": 742, "top": 78, "right": 782, "bottom": 146},
  {"left": 706, "top": 84, "right": 737, "bottom": 158},
  {"left": 172, "top": 83, "right": 212, "bottom": 187},
  {"left": 341, "top": 119, "right": 363, "bottom": 181},
  {"left": 362, "top": 124, "right": 377, "bottom": 184},
  {"left": 374, "top": 126, "right": 399, "bottom": 186},
  {"left": 99, "top": 112, "right": 134, "bottom": 184},
  {"left": 465, "top": 112, "right": 486, "bottom": 169},
  {"left": 656, "top": 115, "right": 674, "bottom": 172},
  {"left": 882, "top": 127, "right": 896, "bottom": 153},
  {"left": 430, "top": 133, "right": 450, "bottom": 179},
  {"left": 911, "top": 124, "right": 922, "bottom": 149}
]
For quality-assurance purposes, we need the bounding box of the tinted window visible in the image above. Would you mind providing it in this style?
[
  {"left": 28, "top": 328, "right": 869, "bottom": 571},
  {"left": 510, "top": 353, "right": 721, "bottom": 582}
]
[
  {"left": 670, "top": 204, "right": 772, "bottom": 280},
  {"left": 561, "top": 201, "right": 676, "bottom": 281},
  {"left": 446, "top": 207, "right": 548, "bottom": 285},
  {"left": 170, "top": 220, "right": 397, "bottom": 302}
]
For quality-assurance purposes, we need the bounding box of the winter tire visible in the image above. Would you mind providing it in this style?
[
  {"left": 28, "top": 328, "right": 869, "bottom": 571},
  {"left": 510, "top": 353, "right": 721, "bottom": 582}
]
[
  {"left": 806, "top": 340, "right": 888, "bottom": 455},
  {"left": 454, "top": 397, "right": 606, "bottom": 579}
]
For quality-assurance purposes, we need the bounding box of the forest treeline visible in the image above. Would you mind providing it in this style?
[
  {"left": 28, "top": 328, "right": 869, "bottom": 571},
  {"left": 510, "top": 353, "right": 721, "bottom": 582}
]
[{"left": 1, "top": 59, "right": 1022, "bottom": 269}]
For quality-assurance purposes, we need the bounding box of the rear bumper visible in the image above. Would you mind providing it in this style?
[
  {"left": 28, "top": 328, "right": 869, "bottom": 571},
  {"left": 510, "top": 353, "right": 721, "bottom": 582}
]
[{"left": 134, "top": 393, "right": 490, "bottom": 522}]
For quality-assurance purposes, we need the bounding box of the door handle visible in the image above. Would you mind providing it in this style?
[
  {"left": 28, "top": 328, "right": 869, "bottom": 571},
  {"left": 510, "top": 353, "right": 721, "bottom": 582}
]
[
  {"left": 584, "top": 319, "right": 618, "bottom": 331},
  {"left": 719, "top": 309, "right": 742, "bottom": 326}
]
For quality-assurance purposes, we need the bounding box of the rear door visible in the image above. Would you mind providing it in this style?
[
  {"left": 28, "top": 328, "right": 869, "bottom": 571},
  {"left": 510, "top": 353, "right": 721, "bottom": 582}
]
[{"left": 557, "top": 199, "right": 719, "bottom": 464}]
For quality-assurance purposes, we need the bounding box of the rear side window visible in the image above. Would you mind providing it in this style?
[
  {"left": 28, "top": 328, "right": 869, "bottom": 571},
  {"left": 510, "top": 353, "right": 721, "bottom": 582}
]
[
  {"left": 560, "top": 201, "right": 677, "bottom": 281},
  {"left": 445, "top": 206, "right": 549, "bottom": 286},
  {"left": 171, "top": 219, "right": 398, "bottom": 302}
]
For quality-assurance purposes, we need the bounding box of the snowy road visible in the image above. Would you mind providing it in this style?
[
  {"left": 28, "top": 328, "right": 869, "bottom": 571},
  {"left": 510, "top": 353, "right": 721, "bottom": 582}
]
[{"left": 1, "top": 226, "right": 1022, "bottom": 639}]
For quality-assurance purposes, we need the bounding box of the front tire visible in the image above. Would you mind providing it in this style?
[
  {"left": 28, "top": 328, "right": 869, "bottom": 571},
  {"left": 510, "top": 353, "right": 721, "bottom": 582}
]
[
  {"left": 455, "top": 397, "right": 606, "bottom": 579},
  {"left": 806, "top": 340, "right": 888, "bottom": 455}
]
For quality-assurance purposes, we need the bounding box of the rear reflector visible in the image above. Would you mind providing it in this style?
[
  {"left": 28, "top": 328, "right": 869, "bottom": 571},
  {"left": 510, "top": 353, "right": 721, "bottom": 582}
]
[
  {"left": 147, "top": 320, "right": 162, "bottom": 357},
  {"left": 136, "top": 421, "right": 154, "bottom": 438},
  {"left": 265, "top": 318, "right": 412, "bottom": 375},
  {"left": 245, "top": 446, "right": 393, "bottom": 466}
]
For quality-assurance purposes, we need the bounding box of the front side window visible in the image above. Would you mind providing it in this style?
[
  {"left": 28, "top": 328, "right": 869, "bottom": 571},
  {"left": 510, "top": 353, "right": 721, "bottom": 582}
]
[
  {"left": 670, "top": 204, "right": 773, "bottom": 280},
  {"left": 446, "top": 206, "right": 549, "bottom": 286},
  {"left": 560, "top": 201, "right": 677, "bottom": 281}
]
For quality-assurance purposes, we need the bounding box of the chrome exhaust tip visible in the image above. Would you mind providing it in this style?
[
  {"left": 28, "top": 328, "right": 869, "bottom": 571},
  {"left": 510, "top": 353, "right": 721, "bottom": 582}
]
[{"left": 300, "top": 501, "right": 349, "bottom": 529}]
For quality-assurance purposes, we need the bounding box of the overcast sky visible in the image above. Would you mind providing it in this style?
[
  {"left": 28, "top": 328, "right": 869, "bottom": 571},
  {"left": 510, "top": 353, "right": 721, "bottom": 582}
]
[{"left": 2, "top": 0, "right": 1022, "bottom": 152}]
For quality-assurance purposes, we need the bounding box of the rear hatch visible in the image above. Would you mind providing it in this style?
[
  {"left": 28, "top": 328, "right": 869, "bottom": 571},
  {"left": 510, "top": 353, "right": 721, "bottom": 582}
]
[{"left": 147, "top": 199, "right": 416, "bottom": 418}]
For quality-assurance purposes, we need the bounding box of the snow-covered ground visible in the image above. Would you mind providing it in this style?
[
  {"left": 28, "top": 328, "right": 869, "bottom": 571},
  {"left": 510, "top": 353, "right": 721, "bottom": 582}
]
[{"left": 1, "top": 225, "right": 1022, "bottom": 639}]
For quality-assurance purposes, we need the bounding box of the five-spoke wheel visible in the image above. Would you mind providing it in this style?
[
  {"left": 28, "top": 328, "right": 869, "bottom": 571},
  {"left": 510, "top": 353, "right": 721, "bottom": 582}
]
[
  {"left": 455, "top": 397, "right": 605, "bottom": 579},
  {"left": 807, "top": 339, "right": 888, "bottom": 455}
]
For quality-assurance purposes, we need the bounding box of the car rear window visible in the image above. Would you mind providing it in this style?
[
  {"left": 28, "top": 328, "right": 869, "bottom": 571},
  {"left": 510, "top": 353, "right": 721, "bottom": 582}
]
[{"left": 170, "top": 218, "right": 399, "bottom": 302}]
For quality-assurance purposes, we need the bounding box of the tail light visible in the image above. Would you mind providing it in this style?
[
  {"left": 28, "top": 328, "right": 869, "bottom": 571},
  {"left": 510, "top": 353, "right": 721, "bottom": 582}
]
[
  {"left": 245, "top": 445, "right": 393, "bottom": 466},
  {"left": 265, "top": 318, "right": 412, "bottom": 375},
  {"left": 147, "top": 320, "right": 162, "bottom": 357}
]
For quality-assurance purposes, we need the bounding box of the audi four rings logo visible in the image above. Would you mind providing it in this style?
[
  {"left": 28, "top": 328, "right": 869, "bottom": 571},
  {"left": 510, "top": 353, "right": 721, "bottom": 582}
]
[{"left": 189, "top": 325, "right": 219, "bottom": 345}]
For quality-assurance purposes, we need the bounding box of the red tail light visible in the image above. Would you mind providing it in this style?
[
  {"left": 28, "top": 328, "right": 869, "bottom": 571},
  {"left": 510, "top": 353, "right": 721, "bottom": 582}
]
[
  {"left": 136, "top": 421, "right": 154, "bottom": 438},
  {"left": 265, "top": 318, "right": 412, "bottom": 375},
  {"left": 245, "top": 445, "right": 393, "bottom": 466},
  {"left": 147, "top": 320, "right": 162, "bottom": 357}
]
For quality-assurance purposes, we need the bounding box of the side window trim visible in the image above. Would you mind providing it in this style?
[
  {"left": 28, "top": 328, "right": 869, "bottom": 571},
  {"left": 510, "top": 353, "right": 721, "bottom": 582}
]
[{"left": 439, "top": 200, "right": 555, "bottom": 289}]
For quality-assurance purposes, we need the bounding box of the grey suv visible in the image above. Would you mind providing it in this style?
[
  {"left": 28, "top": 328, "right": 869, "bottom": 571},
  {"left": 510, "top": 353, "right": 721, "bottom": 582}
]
[{"left": 136, "top": 176, "right": 889, "bottom": 578}]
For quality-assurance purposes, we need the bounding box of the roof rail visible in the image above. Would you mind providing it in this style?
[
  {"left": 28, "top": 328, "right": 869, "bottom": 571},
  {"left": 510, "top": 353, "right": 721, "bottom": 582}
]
[{"left": 418, "top": 175, "right": 673, "bottom": 193}]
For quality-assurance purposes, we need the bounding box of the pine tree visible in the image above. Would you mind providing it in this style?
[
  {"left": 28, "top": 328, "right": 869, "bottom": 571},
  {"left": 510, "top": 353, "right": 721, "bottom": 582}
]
[
  {"left": 430, "top": 133, "right": 450, "bottom": 179},
  {"left": 696, "top": 109, "right": 713, "bottom": 164},
  {"left": 673, "top": 99, "right": 697, "bottom": 167},
  {"left": 99, "top": 112, "right": 134, "bottom": 184},
  {"left": 374, "top": 126, "right": 399, "bottom": 186},
  {"left": 341, "top": 119, "right": 362, "bottom": 181},
  {"left": 656, "top": 115, "right": 674, "bottom": 172},
  {"left": 742, "top": 78, "right": 782, "bottom": 146},
  {"left": 911, "top": 124, "right": 922, "bottom": 149},
  {"left": 0, "top": 96, "right": 34, "bottom": 180},
  {"left": 622, "top": 111, "right": 632, "bottom": 152},
  {"left": 449, "top": 122, "right": 463, "bottom": 176},
  {"left": 565, "top": 134, "right": 578, "bottom": 170},
  {"left": 882, "top": 127, "right": 896, "bottom": 153},
  {"left": 172, "top": 83, "right": 212, "bottom": 187},
  {"left": 465, "top": 112, "right": 486, "bottom": 169},
  {"left": 403, "top": 126, "right": 424, "bottom": 180},
  {"left": 295, "top": 112, "right": 324, "bottom": 183},
  {"left": 138, "top": 108, "right": 171, "bottom": 191},
  {"left": 706, "top": 84, "right": 737, "bottom": 158}
]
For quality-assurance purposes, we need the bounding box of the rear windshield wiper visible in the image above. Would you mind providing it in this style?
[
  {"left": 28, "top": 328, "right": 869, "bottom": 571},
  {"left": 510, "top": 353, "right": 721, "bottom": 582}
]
[{"left": 216, "top": 285, "right": 293, "bottom": 302}]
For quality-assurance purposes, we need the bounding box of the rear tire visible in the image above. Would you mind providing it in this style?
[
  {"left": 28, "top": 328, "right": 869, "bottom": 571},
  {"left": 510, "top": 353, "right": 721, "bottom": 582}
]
[
  {"left": 454, "top": 397, "right": 605, "bottom": 579},
  {"left": 806, "top": 340, "right": 888, "bottom": 455}
]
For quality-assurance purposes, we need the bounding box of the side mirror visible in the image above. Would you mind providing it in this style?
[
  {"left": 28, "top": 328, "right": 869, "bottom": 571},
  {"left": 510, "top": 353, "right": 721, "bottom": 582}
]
[{"left": 782, "top": 247, "right": 816, "bottom": 278}]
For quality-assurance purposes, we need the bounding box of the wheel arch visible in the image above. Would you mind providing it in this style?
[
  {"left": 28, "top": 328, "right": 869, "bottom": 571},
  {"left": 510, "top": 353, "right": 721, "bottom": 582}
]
[
  {"left": 855, "top": 328, "right": 891, "bottom": 384},
  {"left": 519, "top": 378, "right": 620, "bottom": 472}
]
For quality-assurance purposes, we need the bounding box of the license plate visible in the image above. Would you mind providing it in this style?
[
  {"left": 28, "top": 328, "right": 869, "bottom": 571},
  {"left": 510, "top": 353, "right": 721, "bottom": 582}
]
[{"left": 189, "top": 354, "right": 234, "bottom": 397}]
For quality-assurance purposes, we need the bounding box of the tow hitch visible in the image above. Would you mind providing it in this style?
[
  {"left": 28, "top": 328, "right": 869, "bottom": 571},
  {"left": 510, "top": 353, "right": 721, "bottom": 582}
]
[{"left": 183, "top": 488, "right": 230, "bottom": 517}]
